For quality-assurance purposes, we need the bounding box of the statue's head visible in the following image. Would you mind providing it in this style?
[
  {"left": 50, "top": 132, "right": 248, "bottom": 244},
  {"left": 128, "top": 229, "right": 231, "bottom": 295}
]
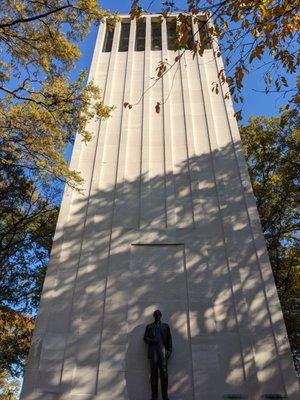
[{"left": 153, "top": 309, "right": 162, "bottom": 322}]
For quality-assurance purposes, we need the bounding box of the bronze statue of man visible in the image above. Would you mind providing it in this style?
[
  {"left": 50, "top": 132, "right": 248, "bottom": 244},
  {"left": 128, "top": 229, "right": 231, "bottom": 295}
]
[{"left": 144, "top": 310, "right": 172, "bottom": 400}]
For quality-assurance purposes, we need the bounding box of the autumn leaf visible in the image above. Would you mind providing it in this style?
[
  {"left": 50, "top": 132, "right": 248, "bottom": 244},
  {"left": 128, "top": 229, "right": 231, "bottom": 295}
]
[
  {"left": 130, "top": 0, "right": 142, "bottom": 19},
  {"left": 294, "top": 95, "right": 300, "bottom": 104},
  {"left": 234, "top": 110, "right": 242, "bottom": 121}
]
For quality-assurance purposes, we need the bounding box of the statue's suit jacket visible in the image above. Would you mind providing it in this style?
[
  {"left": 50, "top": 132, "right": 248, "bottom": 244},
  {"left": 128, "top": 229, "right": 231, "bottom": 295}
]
[{"left": 144, "top": 322, "right": 172, "bottom": 359}]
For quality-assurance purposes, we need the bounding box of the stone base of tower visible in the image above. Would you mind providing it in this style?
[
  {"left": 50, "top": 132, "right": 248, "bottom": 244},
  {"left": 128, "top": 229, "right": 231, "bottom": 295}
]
[{"left": 21, "top": 228, "right": 298, "bottom": 399}]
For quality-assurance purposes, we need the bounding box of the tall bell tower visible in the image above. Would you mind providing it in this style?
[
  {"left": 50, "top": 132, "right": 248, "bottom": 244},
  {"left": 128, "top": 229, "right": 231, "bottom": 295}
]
[{"left": 21, "top": 14, "right": 298, "bottom": 400}]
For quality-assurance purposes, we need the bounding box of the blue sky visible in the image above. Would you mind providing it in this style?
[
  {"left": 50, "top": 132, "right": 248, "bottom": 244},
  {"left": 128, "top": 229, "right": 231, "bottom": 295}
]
[{"left": 72, "top": 0, "right": 294, "bottom": 127}]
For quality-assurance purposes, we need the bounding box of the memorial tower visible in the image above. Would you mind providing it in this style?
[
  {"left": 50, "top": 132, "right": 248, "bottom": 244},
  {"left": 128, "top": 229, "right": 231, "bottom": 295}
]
[{"left": 22, "top": 14, "right": 298, "bottom": 400}]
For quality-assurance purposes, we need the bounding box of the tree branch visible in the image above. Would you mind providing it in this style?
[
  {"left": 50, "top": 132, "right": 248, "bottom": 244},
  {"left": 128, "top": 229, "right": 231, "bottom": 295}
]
[{"left": 0, "top": 4, "right": 71, "bottom": 29}]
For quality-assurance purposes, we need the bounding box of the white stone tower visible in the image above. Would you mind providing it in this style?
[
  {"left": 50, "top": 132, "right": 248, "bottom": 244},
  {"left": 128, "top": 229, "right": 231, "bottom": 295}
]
[{"left": 21, "top": 14, "right": 298, "bottom": 400}]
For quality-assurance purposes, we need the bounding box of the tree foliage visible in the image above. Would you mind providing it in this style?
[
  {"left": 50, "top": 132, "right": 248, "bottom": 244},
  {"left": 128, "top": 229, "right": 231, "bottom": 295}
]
[
  {"left": 240, "top": 114, "right": 300, "bottom": 373},
  {"left": 0, "top": 370, "right": 20, "bottom": 400},
  {"left": 0, "top": 307, "right": 34, "bottom": 377},
  {"left": 0, "top": 158, "right": 58, "bottom": 377},
  {"left": 0, "top": 0, "right": 116, "bottom": 188},
  {"left": 0, "top": 161, "right": 57, "bottom": 312}
]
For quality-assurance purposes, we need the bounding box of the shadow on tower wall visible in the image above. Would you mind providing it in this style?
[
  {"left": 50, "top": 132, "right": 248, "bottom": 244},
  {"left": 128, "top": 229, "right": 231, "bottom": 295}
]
[{"left": 22, "top": 141, "right": 297, "bottom": 400}]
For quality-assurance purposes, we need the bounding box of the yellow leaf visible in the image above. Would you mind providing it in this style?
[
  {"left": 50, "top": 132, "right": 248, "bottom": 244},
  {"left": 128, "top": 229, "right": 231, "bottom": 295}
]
[
  {"left": 293, "top": 95, "right": 300, "bottom": 104},
  {"left": 259, "top": 4, "right": 268, "bottom": 17}
]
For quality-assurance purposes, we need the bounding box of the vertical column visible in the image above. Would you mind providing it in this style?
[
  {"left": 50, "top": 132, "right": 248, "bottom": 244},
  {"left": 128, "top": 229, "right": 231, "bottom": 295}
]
[
  {"left": 178, "top": 51, "right": 196, "bottom": 226},
  {"left": 119, "top": 20, "right": 145, "bottom": 230},
  {"left": 148, "top": 20, "right": 165, "bottom": 229},
  {"left": 193, "top": 19, "right": 257, "bottom": 398},
  {"left": 95, "top": 20, "right": 136, "bottom": 397},
  {"left": 113, "top": 19, "right": 137, "bottom": 229},
  {"left": 162, "top": 19, "right": 176, "bottom": 229},
  {"left": 139, "top": 16, "right": 151, "bottom": 229},
  {"left": 96, "top": 18, "right": 135, "bottom": 398},
  {"left": 61, "top": 21, "right": 123, "bottom": 397},
  {"left": 206, "top": 19, "right": 288, "bottom": 396},
  {"left": 169, "top": 51, "right": 193, "bottom": 227},
  {"left": 213, "top": 36, "right": 297, "bottom": 397}
]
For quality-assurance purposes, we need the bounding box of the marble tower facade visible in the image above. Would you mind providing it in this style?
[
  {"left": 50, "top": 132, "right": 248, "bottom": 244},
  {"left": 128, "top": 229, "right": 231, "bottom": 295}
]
[{"left": 21, "top": 14, "right": 298, "bottom": 400}]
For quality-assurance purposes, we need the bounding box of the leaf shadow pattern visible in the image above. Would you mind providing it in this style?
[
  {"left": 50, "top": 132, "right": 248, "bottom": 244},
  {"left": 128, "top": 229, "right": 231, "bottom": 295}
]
[{"left": 21, "top": 141, "right": 298, "bottom": 400}]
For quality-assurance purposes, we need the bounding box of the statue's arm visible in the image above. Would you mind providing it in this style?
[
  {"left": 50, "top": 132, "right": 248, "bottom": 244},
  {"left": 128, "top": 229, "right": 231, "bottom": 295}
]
[
  {"left": 167, "top": 325, "right": 172, "bottom": 353},
  {"left": 144, "top": 325, "right": 156, "bottom": 345}
]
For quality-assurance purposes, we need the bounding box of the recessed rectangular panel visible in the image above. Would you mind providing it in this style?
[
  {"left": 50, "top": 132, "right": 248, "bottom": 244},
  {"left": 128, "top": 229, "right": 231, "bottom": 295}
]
[
  {"left": 167, "top": 19, "right": 176, "bottom": 50},
  {"left": 135, "top": 20, "right": 146, "bottom": 51},
  {"left": 151, "top": 21, "right": 162, "bottom": 50},
  {"left": 103, "top": 24, "right": 114, "bottom": 52},
  {"left": 119, "top": 22, "right": 130, "bottom": 52},
  {"left": 127, "top": 244, "right": 194, "bottom": 400}
]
